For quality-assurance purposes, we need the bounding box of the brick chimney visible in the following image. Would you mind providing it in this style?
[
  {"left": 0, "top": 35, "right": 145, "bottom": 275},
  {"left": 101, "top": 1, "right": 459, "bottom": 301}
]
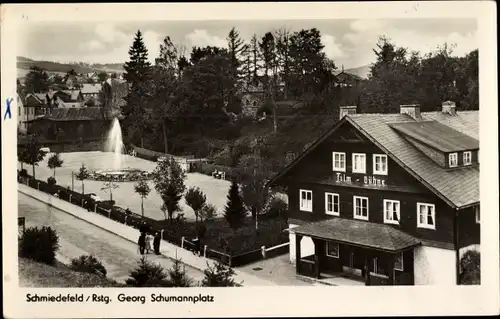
[
  {"left": 400, "top": 104, "right": 422, "bottom": 121},
  {"left": 442, "top": 100, "right": 456, "bottom": 115},
  {"left": 339, "top": 105, "right": 357, "bottom": 120}
]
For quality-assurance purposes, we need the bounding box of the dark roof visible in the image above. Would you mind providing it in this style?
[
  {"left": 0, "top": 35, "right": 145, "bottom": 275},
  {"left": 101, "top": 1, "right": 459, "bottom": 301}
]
[
  {"left": 26, "top": 107, "right": 105, "bottom": 122},
  {"left": 268, "top": 110, "right": 479, "bottom": 209},
  {"left": 389, "top": 121, "right": 479, "bottom": 152},
  {"left": 291, "top": 218, "right": 421, "bottom": 252}
]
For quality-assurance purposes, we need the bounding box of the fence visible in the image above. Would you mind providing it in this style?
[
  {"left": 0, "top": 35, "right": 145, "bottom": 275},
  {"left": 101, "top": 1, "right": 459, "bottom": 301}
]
[{"left": 19, "top": 172, "right": 289, "bottom": 268}]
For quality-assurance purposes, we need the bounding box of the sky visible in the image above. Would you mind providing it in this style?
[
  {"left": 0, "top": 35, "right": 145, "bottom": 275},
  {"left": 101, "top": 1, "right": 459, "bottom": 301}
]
[{"left": 18, "top": 18, "right": 478, "bottom": 68}]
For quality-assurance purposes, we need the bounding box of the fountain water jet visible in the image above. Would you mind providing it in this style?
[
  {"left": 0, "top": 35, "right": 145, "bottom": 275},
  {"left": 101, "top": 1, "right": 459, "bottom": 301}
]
[{"left": 106, "top": 117, "right": 125, "bottom": 172}]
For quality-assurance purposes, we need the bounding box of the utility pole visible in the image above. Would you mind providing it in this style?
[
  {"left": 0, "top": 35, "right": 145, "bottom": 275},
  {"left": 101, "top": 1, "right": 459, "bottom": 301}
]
[{"left": 71, "top": 171, "right": 74, "bottom": 191}]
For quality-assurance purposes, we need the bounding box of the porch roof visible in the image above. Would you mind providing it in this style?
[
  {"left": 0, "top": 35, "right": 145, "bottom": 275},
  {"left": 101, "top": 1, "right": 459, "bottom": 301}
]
[{"left": 291, "top": 218, "right": 421, "bottom": 252}]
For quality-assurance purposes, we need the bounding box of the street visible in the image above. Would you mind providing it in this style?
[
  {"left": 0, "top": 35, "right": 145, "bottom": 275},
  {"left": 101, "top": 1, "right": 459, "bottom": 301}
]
[{"left": 18, "top": 193, "right": 205, "bottom": 284}]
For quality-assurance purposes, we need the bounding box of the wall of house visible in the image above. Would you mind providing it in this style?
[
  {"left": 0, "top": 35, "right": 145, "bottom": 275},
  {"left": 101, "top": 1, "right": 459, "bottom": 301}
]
[
  {"left": 457, "top": 206, "right": 480, "bottom": 249},
  {"left": 413, "top": 245, "right": 456, "bottom": 285},
  {"left": 288, "top": 224, "right": 315, "bottom": 264}
]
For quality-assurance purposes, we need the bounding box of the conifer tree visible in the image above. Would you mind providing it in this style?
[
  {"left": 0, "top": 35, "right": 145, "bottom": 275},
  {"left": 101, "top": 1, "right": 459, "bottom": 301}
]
[
  {"left": 126, "top": 257, "right": 169, "bottom": 287},
  {"left": 123, "top": 30, "right": 152, "bottom": 147},
  {"left": 165, "top": 257, "right": 193, "bottom": 287},
  {"left": 224, "top": 180, "right": 246, "bottom": 235},
  {"left": 201, "top": 260, "right": 239, "bottom": 287}
]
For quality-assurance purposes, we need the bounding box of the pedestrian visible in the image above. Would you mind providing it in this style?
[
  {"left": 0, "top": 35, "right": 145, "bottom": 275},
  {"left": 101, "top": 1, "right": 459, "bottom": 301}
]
[
  {"left": 138, "top": 232, "right": 146, "bottom": 255},
  {"left": 145, "top": 232, "right": 153, "bottom": 254},
  {"left": 153, "top": 232, "right": 161, "bottom": 255},
  {"left": 193, "top": 237, "right": 201, "bottom": 256}
]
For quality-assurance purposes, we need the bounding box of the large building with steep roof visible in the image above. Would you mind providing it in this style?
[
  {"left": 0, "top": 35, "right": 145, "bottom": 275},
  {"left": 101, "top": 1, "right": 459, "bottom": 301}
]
[{"left": 267, "top": 101, "right": 479, "bottom": 286}]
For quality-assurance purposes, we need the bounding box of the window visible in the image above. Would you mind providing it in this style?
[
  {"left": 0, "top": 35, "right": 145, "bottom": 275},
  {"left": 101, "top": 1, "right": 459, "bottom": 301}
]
[
  {"left": 394, "top": 252, "right": 404, "bottom": 271},
  {"left": 463, "top": 151, "right": 472, "bottom": 166},
  {"left": 475, "top": 206, "right": 480, "bottom": 224},
  {"left": 326, "top": 242, "right": 339, "bottom": 258},
  {"left": 353, "top": 196, "right": 369, "bottom": 220},
  {"left": 352, "top": 153, "right": 366, "bottom": 173},
  {"left": 449, "top": 153, "right": 458, "bottom": 167},
  {"left": 325, "top": 192, "right": 340, "bottom": 216},
  {"left": 417, "top": 203, "right": 436, "bottom": 230},
  {"left": 383, "top": 199, "right": 400, "bottom": 225},
  {"left": 332, "top": 152, "right": 346, "bottom": 172},
  {"left": 300, "top": 189, "right": 313, "bottom": 212},
  {"left": 373, "top": 154, "right": 388, "bottom": 175}
]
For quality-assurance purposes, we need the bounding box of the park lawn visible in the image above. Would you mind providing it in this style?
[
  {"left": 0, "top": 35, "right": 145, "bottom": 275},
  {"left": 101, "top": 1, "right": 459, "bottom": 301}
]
[{"left": 18, "top": 257, "right": 123, "bottom": 288}]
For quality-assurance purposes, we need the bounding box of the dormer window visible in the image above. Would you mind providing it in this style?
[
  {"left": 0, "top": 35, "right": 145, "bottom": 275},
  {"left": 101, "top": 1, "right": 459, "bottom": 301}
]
[
  {"left": 448, "top": 153, "right": 458, "bottom": 168},
  {"left": 463, "top": 151, "right": 472, "bottom": 166}
]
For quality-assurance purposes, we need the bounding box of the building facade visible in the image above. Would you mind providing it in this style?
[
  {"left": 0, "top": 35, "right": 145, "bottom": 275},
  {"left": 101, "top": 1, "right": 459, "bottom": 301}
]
[{"left": 267, "top": 102, "right": 479, "bottom": 286}]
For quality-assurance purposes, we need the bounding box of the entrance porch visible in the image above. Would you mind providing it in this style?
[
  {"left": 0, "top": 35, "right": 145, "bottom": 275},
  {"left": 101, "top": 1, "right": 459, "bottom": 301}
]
[{"left": 291, "top": 218, "right": 421, "bottom": 286}]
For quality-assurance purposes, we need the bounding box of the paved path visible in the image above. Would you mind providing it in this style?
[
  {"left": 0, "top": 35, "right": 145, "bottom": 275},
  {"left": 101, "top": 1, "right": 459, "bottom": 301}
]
[
  {"left": 19, "top": 193, "right": 204, "bottom": 284},
  {"left": 19, "top": 184, "right": 277, "bottom": 286}
]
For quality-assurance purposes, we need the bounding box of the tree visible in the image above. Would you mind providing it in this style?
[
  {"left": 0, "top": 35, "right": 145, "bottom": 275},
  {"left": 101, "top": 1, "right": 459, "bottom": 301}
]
[
  {"left": 75, "top": 163, "right": 90, "bottom": 194},
  {"left": 47, "top": 153, "right": 63, "bottom": 178},
  {"left": 70, "top": 255, "right": 107, "bottom": 277},
  {"left": 97, "top": 71, "right": 108, "bottom": 82},
  {"left": 126, "top": 257, "right": 169, "bottom": 287},
  {"left": 24, "top": 66, "right": 49, "bottom": 93},
  {"left": 134, "top": 179, "right": 151, "bottom": 217},
  {"left": 201, "top": 260, "right": 239, "bottom": 287},
  {"left": 101, "top": 179, "right": 119, "bottom": 201},
  {"left": 223, "top": 180, "right": 246, "bottom": 235},
  {"left": 226, "top": 27, "right": 248, "bottom": 109},
  {"left": 267, "top": 196, "right": 289, "bottom": 232},
  {"left": 185, "top": 187, "right": 207, "bottom": 225},
  {"left": 200, "top": 203, "right": 218, "bottom": 222},
  {"left": 165, "top": 256, "right": 193, "bottom": 287},
  {"left": 275, "top": 28, "right": 291, "bottom": 99},
  {"left": 24, "top": 134, "right": 46, "bottom": 179},
  {"left": 123, "top": 30, "right": 152, "bottom": 148},
  {"left": 238, "top": 152, "right": 273, "bottom": 231},
  {"left": 459, "top": 250, "right": 480, "bottom": 285},
  {"left": 152, "top": 157, "right": 186, "bottom": 223},
  {"left": 259, "top": 32, "right": 277, "bottom": 95}
]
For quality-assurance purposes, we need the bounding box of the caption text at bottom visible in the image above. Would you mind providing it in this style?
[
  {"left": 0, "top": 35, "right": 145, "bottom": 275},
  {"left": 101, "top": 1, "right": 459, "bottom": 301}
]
[{"left": 26, "top": 293, "right": 216, "bottom": 304}]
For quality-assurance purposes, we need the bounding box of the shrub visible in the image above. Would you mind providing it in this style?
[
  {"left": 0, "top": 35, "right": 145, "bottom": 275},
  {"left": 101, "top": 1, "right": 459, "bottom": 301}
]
[
  {"left": 19, "top": 169, "right": 28, "bottom": 178},
  {"left": 70, "top": 255, "right": 107, "bottom": 277},
  {"left": 19, "top": 226, "right": 59, "bottom": 265},
  {"left": 165, "top": 257, "right": 194, "bottom": 287},
  {"left": 459, "top": 250, "right": 480, "bottom": 285},
  {"left": 126, "top": 257, "right": 170, "bottom": 287},
  {"left": 47, "top": 176, "right": 57, "bottom": 186},
  {"left": 201, "top": 260, "right": 239, "bottom": 287},
  {"left": 200, "top": 203, "right": 218, "bottom": 221}
]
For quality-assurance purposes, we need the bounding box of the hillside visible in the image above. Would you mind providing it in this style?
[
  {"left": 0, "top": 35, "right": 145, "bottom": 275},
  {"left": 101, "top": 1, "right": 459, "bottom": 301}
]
[
  {"left": 334, "top": 64, "right": 371, "bottom": 79},
  {"left": 16, "top": 56, "right": 124, "bottom": 78}
]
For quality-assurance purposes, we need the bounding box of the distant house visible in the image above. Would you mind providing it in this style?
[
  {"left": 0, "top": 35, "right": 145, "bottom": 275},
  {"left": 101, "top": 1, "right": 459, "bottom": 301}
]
[
  {"left": 86, "top": 72, "right": 99, "bottom": 82},
  {"left": 65, "top": 75, "right": 86, "bottom": 89},
  {"left": 53, "top": 90, "right": 85, "bottom": 108},
  {"left": 24, "top": 92, "right": 56, "bottom": 117},
  {"left": 25, "top": 107, "right": 111, "bottom": 141},
  {"left": 81, "top": 83, "right": 102, "bottom": 99},
  {"left": 334, "top": 66, "right": 362, "bottom": 88},
  {"left": 17, "top": 93, "right": 28, "bottom": 132}
]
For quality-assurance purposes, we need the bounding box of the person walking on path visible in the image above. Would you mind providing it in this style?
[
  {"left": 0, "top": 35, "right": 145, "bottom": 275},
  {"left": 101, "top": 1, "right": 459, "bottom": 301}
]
[
  {"left": 138, "top": 232, "right": 146, "bottom": 255},
  {"left": 153, "top": 232, "right": 161, "bottom": 255},
  {"left": 145, "top": 233, "right": 153, "bottom": 254}
]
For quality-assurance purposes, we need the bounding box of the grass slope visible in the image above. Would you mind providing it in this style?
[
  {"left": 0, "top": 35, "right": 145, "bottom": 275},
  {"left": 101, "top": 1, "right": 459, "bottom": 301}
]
[{"left": 18, "top": 257, "right": 123, "bottom": 287}]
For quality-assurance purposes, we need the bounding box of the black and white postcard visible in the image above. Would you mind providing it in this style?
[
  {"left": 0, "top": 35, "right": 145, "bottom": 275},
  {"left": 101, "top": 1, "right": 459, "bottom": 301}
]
[{"left": 2, "top": 2, "right": 498, "bottom": 318}]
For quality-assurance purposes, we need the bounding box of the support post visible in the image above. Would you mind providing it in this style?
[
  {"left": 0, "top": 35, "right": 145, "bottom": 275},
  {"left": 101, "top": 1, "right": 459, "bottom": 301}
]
[
  {"left": 69, "top": 194, "right": 72, "bottom": 203},
  {"left": 313, "top": 238, "right": 321, "bottom": 279},
  {"left": 124, "top": 215, "right": 128, "bottom": 225},
  {"left": 37, "top": 182, "right": 40, "bottom": 190},
  {"left": 295, "top": 234, "right": 302, "bottom": 274},
  {"left": 94, "top": 204, "right": 97, "bottom": 213},
  {"left": 204, "top": 245, "right": 208, "bottom": 258},
  {"left": 181, "top": 236, "right": 185, "bottom": 249},
  {"left": 161, "top": 229, "right": 164, "bottom": 240}
]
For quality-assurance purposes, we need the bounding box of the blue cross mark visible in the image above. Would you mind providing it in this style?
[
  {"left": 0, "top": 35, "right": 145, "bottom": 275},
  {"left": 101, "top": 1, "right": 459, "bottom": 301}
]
[{"left": 4, "top": 98, "right": 13, "bottom": 120}]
